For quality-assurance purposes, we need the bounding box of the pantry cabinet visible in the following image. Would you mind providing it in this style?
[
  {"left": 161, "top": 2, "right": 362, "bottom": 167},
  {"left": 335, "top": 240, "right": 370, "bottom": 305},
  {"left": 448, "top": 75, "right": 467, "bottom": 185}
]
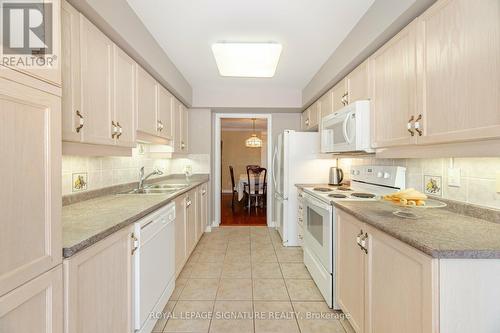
[
  {"left": 416, "top": 0, "right": 500, "bottom": 145},
  {"left": 64, "top": 226, "right": 133, "bottom": 333},
  {"left": 370, "top": 20, "right": 417, "bottom": 148},
  {"left": 0, "top": 75, "right": 62, "bottom": 297},
  {"left": 336, "top": 210, "right": 437, "bottom": 333},
  {"left": 0, "top": 266, "right": 63, "bottom": 333}
]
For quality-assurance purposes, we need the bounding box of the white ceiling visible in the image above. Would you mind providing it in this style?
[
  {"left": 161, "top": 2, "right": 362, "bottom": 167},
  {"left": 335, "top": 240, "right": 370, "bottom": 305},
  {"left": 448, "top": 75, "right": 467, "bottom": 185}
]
[{"left": 126, "top": 0, "right": 374, "bottom": 108}]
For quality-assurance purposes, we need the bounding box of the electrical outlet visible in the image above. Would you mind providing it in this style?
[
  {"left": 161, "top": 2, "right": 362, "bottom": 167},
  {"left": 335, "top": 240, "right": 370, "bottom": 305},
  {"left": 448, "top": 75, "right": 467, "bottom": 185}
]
[
  {"left": 496, "top": 172, "right": 500, "bottom": 193},
  {"left": 448, "top": 168, "right": 461, "bottom": 187}
]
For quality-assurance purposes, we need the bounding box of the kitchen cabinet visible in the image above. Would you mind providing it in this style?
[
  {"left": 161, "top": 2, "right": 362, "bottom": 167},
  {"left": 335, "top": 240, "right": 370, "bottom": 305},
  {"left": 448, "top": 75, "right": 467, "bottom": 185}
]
[
  {"left": 415, "top": 0, "right": 500, "bottom": 145},
  {"left": 0, "top": 75, "right": 61, "bottom": 297},
  {"left": 181, "top": 104, "right": 189, "bottom": 152},
  {"left": 64, "top": 225, "right": 133, "bottom": 333},
  {"left": 319, "top": 88, "right": 333, "bottom": 119},
  {"left": 174, "top": 195, "right": 187, "bottom": 276},
  {"left": 297, "top": 190, "right": 305, "bottom": 247},
  {"left": 331, "top": 79, "right": 347, "bottom": 113},
  {"left": 370, "top": 20, "right": 417, "bottom": 148},
  {"left": 112, "top": 45, "right": 136, "bottom": 147},
  {"left": 0, "top": 265, "right": 63, "bottom": 333},
  {"left": 197, "top": 184, "right": 208, "bottom": 241},
  {"left": 6, "top": 0, "right": 62, "bottom": 87},
  {"left": 336, "top": 210, "right": 437, "bottom": 333},
  {"left": 79, "top": 15, "right": 115, "bottom": 146},
  {"left": 336, "top": 211, "right": 366, "bottom": 333},
  {"left": 157, "top": 86, "right": 174, "bottom": 140},
  {"left": 300, "top": 111, "right": 309, "bottom": 130},
  {"left": 301, "top": 101, "right": 320, "bottom": 131},
  {"left": 62, "top": 9, "right": 135, "bottom": 149},
  {"left": 173, "top": 99, "right": 189, "bottom": 152},
  {"left": 185, "top": 190, "right": 197, "bottom": 256},
  {"left": 136, "top": 66, "right": 158, "bottom": 137},
  {"left": 346, "top": 60, "right": 370, "bottom": 104}
]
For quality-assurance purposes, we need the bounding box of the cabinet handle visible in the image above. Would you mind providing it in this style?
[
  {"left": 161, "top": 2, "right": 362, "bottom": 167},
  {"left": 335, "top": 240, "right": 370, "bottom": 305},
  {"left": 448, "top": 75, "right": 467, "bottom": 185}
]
[
  {"left": 111, "top": 121, "right": 118, "bottom": 138},
  {"left": 407, "top": 115, "right": 415, "bottom": 136},
  {"left": 181, "top": 141, "right": 186, "bottom": 150},
  {"left": 131, "top": 233, "right": 139, "bottom": 255},
  {"left": 298, "top": 234, "right": 303, "bottom": 240},
  {"left": 76, "top": 110, "right": 84, "bottom": 133},
  {"left": 202, "top": 189, "right": 206, "bottom": 195},
  {"left": 116, "top": 122, "right": 123, "bottom": 139},
  {"left": 359, "top": 233, "right": 368, "bottom": 254},
  {"left": 157, "top": 120, "right": 164, "bottom": 132},
  {"left": 305, "top": 118, "right": 309, "bottom": 126},
  {"left": 414, "top": 114, "right": 423, "bottom": 136}
]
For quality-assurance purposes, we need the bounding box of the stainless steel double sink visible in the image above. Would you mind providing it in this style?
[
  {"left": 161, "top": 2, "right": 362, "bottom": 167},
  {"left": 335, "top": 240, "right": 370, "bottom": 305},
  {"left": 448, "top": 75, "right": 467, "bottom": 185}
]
[{"left": 119, "top": 183, "right": 189, "bottom": 195}]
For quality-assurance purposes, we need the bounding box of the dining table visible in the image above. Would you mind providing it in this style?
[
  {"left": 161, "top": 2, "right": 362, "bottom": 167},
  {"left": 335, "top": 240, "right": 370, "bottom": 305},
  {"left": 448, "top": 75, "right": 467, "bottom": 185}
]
[{"left": 236, "top": 174, "right": 265, "bottom": 201}]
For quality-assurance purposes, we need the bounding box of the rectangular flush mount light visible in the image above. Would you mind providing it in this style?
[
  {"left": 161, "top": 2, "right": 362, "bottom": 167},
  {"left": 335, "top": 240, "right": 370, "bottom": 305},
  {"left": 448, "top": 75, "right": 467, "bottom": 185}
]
[{"left": 212, "top": 42, "right": 282, "bottom": 78}]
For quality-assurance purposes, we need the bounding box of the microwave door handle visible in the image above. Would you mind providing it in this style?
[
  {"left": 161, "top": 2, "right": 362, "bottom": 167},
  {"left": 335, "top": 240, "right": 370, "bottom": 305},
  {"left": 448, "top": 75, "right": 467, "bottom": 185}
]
[{"left": 343, "top": 113, "right": 352, "bottom": 144}]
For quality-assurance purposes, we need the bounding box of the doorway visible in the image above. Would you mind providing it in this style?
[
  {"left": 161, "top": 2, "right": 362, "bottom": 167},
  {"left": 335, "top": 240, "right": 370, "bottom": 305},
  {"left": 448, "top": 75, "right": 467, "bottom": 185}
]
[{"left": 214, "top": 114, "right": 272, "bottom": 227}]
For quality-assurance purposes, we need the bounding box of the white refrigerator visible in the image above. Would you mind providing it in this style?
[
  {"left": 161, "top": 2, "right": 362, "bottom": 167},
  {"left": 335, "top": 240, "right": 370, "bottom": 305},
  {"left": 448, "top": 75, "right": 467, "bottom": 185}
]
[{"left": 272, "top": 130, "right": 336, "bottom": 246}]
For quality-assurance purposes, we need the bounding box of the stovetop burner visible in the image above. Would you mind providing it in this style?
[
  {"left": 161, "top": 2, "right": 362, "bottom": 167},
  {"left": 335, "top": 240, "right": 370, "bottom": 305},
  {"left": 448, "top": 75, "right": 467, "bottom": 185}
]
[
  {"left": 351, "top": 192, "right": 376, "bottom": 198},
  {"left": 313, "top": 187, "right": 333, "bottom": 192},
  {"left": 328, "top": 193, "right": 347, "bottom": 198},
  {"left": 337, "top": 186, "right": 352, "bottom": 191}
]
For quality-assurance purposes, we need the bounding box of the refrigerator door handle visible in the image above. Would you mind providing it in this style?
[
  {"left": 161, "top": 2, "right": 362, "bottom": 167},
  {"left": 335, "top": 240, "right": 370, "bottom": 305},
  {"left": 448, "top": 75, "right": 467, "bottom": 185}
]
[{"left": 272, "top": 145, "right": 279, "bottom": 192}]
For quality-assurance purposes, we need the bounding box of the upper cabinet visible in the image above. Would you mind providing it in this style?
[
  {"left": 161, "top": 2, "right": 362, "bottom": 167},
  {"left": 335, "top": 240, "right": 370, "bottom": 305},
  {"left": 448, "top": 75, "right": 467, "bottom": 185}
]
[
  {"left": 416, "top": 0, "right": 500, "bottom": 145},
  {"left": 370, "top": 21, "right": 417, "bottom": 148},
  {"left": 301, "top": 101, "right": 320, "bottom": 131},
  {"left": 346, "top": 60, "right": 370, "bottom": 104},
  {"left": 136, "top": 66, "right": 159, "bottom": 136},
  {"left": 173, "top": 99, "right": 189, "bottom": 152},
  {"left": 319, "top": 88, "right": 333, "bottom": 119},
  {"left": 331, "top": 80, "right": 347, "bottom": 113},
  {"left": 157, "top": 86, "right": 174, "bottom": 140}
]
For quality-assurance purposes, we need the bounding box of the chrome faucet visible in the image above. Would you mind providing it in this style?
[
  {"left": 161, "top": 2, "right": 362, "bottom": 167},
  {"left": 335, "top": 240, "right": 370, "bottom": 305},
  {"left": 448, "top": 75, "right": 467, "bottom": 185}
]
[{"left": 138, "top": 166, "right": 163, "bottom": 190}]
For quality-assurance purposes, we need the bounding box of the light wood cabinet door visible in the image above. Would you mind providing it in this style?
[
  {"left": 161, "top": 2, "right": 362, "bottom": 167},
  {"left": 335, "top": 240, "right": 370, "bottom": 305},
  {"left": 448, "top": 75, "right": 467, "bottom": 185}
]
[
  {"left": 0, "top": 76, "right": 61, "bottom": 296},
  {"left": 185, "top": 190, "right": 197, "bottom": 256},
  {"left": 79, "top": 15, "right": 115, "bottom": 146},
  {"left": 347, "top": 60, "right": 370, "bottom": 103},
  {"left": 336, "top": 211, "right": 366, "bottom": 333},
  {"left": 332, "top": 79, "right": 347, "bottom": 113},
  {"left": 157, "top": 86, "right": 173, "bottom": 140},
  {"left": 7, "top": 0, "right": 62, "bottom": 87},
  {"left": 319, "top": 88, "right": 333, "bottom": 119},
  {"left": 370, "top": 21, "right": 417, "bottom": 148},
  {"left": 300, "top": 110, "right": 309, "bottom": 130},
  {"left": 136, "top": 66, "right": 158, "bottom": 136},
  {"left": 416, "top": 0, "right": 500, "bottom": 145},
  {"left": 308, "top": 101, "right": 320, "bottom": 129},
  {"left": 64, "top": 226, "right": 133, "bottom": 333},
  {"left": 0, "top": 265, "right": 63, "bottom": 333},
  {"left": 180, "top": 104, "right": 189, "bottom": 152},
  {"left": 61, "top": 0, "right": 82, "bottom": 143},
  {"left": 199, "top": 184, "right": 208, "bottom": 241},
  {"left": 365, "top": 225, "right": 437, "bottom": 333},
  {"left": 112, "top": 45, "right": 136, "bottom": 148},
  {"left": 172, "top": 98, "right": 182, "bottom": 152},
  {"left": 175, "top": 195, "right": 187, "bottom": 276}
]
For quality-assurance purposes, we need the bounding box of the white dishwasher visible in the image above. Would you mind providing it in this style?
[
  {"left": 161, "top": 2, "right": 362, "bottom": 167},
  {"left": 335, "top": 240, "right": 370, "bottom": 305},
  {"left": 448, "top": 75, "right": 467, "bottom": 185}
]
[{"left": 133, "top": 202, "right": 176, "bottom": 333}]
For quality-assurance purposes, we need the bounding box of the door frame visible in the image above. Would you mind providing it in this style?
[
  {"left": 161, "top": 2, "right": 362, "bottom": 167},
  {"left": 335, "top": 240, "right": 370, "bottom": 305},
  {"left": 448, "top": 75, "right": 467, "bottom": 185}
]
[{"left": 214, "top": 113, "right": 273, "bottom": 227}]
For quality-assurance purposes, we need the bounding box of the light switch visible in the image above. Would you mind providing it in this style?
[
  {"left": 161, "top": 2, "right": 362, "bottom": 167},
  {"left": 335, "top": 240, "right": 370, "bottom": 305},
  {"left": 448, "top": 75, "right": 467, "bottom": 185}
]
[
  {"left": 496, "top": 172, "right": 500, "bottom": 193},
  {"left": 448, "top": 168, "right": 461, "bottom": 187}
]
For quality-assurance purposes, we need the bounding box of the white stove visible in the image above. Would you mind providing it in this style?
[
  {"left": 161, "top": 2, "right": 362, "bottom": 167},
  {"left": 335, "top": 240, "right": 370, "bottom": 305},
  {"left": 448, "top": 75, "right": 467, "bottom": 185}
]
[{"left": 301, "top": 165, "right": 406, "bottom": 309}]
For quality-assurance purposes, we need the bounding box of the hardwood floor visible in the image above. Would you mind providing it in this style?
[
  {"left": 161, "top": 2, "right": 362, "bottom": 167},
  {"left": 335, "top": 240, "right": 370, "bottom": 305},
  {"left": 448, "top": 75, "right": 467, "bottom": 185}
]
[{"left": 220, "top": 193, "right": 267, "bottom": 226}]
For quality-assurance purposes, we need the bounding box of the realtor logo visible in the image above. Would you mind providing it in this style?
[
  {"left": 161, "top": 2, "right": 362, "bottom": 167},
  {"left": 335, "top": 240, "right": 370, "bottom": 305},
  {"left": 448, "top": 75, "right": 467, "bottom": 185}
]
[{"left": 1, "top": 1, "right": 56, "bottom": 68}]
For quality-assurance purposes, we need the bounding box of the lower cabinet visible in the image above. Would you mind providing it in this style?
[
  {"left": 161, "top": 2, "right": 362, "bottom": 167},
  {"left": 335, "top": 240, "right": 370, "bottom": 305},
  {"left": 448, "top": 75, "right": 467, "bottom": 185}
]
[
  {"left": 336, "top": 210, "right": 438, "bottom": 333},
  {"left": 174, "top": 195, "right": 187, "bottom": 277},
  {"left": 197, "top": 183, "right": 208, "bottom": 241},
  {"left": 185, "top": 190, "right": 197, "bottom": 257},
  {"left": 0, "top": 265, "right": 63, "bottom": 333},
  {"left": 63, "top": 226, "right": 133, "bottom": 333}
]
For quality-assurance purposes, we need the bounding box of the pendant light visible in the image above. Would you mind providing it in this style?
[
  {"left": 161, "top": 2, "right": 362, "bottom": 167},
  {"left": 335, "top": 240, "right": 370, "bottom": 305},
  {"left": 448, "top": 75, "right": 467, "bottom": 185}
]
[{"left": 245, "top": 118, "right": 262, "bottom": 148}]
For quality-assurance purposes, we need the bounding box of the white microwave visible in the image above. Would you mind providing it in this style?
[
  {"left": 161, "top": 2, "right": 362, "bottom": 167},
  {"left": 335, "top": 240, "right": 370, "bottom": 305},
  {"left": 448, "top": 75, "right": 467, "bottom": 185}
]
[{"left": 320, "top": 100, "right": 373, "bottom": 153}]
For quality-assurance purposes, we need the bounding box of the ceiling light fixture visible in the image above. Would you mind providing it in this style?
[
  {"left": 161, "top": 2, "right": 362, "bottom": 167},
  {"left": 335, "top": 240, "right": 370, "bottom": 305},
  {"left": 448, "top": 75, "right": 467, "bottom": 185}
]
[
  {"left": 212, "top": 42, "right": 282, "bottom": 78},
  {"left": 245, "top": 119, "right": 263, "bottom": 148}
]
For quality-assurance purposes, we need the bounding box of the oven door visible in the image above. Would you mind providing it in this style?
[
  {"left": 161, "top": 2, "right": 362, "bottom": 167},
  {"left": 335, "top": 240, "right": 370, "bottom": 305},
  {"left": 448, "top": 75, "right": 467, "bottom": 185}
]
[{"left": 303, "top": 194, "right": 332, "bottom": 272}]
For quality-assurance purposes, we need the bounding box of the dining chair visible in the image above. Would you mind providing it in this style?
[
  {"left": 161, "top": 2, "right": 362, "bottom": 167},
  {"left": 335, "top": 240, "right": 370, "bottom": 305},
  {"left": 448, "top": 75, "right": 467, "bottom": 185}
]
[
  {"left": 229, "top": 166, "right": 238, "bottom": 210},
  {"left": 245, "top": 167, "right": 267, "bottom": 210}
]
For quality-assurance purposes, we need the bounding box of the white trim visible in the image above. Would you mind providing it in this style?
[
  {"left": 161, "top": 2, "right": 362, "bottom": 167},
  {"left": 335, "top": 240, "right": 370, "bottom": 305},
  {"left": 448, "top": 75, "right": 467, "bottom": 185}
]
[{"left": 214, "top": 113, "right": 273, "bottom": 226}]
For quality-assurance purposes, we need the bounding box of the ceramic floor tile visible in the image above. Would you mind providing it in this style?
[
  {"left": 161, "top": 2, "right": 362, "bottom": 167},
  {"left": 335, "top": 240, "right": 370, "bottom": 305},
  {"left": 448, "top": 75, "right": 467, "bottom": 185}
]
[
  {"left": 252, "top": 262, "right": 283, "bottom": 279},
  {"left": 221, "top": 261, "right": 252, "bottom": 278},
  {"left": 253, "top": 278, "right": 289, "bottom": 301},
  {"left": 169, "top": 279, "right": 187, "bottom": 301},
  {"left": 251, "top": 249, "right": 278, "bottom": 263},
  {"left": 216, "top": 279, "right": 253, "bottom": 300},
  {"left": 280, "top": 263, "right": 311, "bottom": 279},
  {"left": 190, "top": 262, "right": 224, "bottom": 278},
  {"left": 254, "top": 301, "right": 299, "bottom": 333},
  {"left": 224, "top": 254, "right": 252, "bottom": 263},
  {"left": 275, "top": 248, "right": 303, "bottom": 263},
  {"left": 285, "top": 279, "right": 324, "bottom": 301},
  {"left": 179, "top": 279, "right": 220, "bottom": 301},
  {"left": 292, "top": 301, "right": 346, "bottom": 333},
  {"left": 163, "top": 300, "right": 214, "bottom": 333},
  {"left": 209, "top": 301, "right": 254, "bottom": 333},
  {"left": 198, "top": 251, "right": 227, "bottom": 263},
  {"left": 151, "top": 301, "right": 176, "bottom": 333},
  {"left": 177, "top": 265, "right": 193, "bottom": 280}
]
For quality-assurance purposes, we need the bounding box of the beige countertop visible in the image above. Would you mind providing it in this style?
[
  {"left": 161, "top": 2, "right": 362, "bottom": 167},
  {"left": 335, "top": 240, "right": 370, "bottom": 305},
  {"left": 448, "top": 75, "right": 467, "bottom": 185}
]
[{"left": 62, "top": 174, "right": 209, "bottom": 258}]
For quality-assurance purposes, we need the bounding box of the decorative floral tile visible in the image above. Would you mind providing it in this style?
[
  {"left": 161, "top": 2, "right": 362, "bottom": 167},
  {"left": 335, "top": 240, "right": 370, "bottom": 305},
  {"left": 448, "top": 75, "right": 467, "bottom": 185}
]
[
  {"left": 424, "top": 175, "right": 442, "bottom": 196},
  {"left": 72, "top": 172, "right": 88, "bottom": 192}
]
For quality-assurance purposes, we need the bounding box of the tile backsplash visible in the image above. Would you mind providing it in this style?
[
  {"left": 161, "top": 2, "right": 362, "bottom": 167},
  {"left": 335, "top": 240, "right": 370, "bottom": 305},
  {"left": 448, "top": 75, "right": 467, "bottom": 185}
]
[
  {"left": 338, "top": 157, "right": 500, "bottom": 210},
  {"left": 62, "top": 147, "right": 210, "bottom": 195}
]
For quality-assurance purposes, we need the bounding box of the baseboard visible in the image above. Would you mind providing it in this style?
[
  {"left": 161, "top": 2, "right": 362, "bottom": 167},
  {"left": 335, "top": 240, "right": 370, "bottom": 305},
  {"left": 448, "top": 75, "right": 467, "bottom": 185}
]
[{"left": 205, "top": 225, "right": 212, "bottom": 232}]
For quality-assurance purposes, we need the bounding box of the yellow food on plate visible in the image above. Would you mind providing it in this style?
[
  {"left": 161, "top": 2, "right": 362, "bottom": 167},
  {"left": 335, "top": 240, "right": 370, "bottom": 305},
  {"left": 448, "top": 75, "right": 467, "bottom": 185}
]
[{"left": 383, "top": 188, "right": 428, "bottom": 206}]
